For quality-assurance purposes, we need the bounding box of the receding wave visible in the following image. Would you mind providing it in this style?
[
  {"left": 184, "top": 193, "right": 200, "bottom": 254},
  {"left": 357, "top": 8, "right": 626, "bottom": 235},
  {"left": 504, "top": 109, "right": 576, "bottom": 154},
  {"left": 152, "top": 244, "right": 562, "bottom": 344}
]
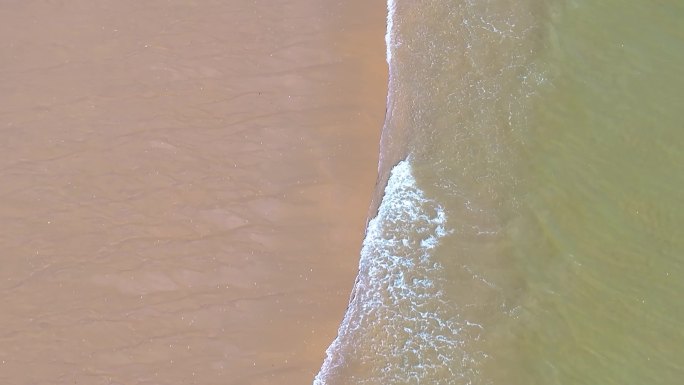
[
  {"left": 314, "top": 160, "right": 483, "bottom": 385},
  {"left": 315, "top": 0, "right": 546, "bottom": 382},
  {"left": 385, "top": 0, "right": 396, "bottom": 65}
]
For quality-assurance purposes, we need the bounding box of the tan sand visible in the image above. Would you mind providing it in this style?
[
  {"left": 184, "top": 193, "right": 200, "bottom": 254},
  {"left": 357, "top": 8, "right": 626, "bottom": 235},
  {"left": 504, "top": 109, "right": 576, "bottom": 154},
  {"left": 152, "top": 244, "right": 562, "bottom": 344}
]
[{"left": 0, "top": 1, "right": 386, "bottom": 384}]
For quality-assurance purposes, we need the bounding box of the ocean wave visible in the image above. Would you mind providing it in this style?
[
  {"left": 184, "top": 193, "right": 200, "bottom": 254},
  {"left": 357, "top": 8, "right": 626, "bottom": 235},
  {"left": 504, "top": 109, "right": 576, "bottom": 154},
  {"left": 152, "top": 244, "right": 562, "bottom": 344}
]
[{"left": 314, "top": 160, "right": 481, "bottom": 385}]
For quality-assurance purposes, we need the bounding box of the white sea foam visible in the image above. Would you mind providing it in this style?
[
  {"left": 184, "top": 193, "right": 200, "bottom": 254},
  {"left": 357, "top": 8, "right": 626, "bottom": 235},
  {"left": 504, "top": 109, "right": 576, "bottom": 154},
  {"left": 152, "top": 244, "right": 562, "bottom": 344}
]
[
  {"left": 386, "top": 0, "right": 396, "bottom": 64},
  {"left": 313, "top": 160, "right": 479, "bottom": 385}
]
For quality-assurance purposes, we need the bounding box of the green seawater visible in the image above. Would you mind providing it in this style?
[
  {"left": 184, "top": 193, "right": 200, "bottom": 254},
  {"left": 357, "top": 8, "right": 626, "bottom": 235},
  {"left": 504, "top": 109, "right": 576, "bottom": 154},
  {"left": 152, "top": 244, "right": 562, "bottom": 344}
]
[
  {"left": 402, "top": 0, "right": 684, "bottom": 383},
  {"left": 502, "top": 1, "right": 684, "bottom": 383}
]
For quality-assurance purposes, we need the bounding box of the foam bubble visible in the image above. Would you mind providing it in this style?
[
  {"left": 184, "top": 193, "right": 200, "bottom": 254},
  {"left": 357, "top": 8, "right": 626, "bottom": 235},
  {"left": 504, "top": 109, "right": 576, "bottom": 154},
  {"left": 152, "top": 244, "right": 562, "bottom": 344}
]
[
  {"left": 313, "top": 160, "right": 478, "bottom": 385},
  {"left": 386, "top": 0, "right": 396, "bottom": 64}
]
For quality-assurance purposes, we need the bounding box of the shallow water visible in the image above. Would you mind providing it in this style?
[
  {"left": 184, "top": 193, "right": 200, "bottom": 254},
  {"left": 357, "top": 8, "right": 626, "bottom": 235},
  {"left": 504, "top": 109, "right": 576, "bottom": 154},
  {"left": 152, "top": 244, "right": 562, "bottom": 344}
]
[{"left": 317, "top": 0, "right": 684, "bottom": 384}]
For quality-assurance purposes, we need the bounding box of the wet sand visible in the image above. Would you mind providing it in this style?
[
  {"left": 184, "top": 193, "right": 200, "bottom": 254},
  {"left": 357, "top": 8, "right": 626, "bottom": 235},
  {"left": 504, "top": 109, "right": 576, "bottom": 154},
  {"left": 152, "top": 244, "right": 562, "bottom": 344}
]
[{"left": 0, "top": 1, "right": 386, "bottom": 384}]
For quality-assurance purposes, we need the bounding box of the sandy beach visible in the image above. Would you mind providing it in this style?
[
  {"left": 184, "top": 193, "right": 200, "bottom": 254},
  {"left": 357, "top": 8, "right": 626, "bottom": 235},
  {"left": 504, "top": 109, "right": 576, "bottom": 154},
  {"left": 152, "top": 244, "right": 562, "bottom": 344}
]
[{"left": 0, "top": 1, "right": 386, "bottom": 384}]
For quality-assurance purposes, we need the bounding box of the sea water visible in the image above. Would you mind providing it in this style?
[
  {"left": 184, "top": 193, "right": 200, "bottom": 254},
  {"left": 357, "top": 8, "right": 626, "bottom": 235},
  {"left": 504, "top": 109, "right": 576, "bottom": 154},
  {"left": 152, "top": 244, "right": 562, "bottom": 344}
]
[{"left": 316, "top": 0, "right": 684, "bottom": 384}]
